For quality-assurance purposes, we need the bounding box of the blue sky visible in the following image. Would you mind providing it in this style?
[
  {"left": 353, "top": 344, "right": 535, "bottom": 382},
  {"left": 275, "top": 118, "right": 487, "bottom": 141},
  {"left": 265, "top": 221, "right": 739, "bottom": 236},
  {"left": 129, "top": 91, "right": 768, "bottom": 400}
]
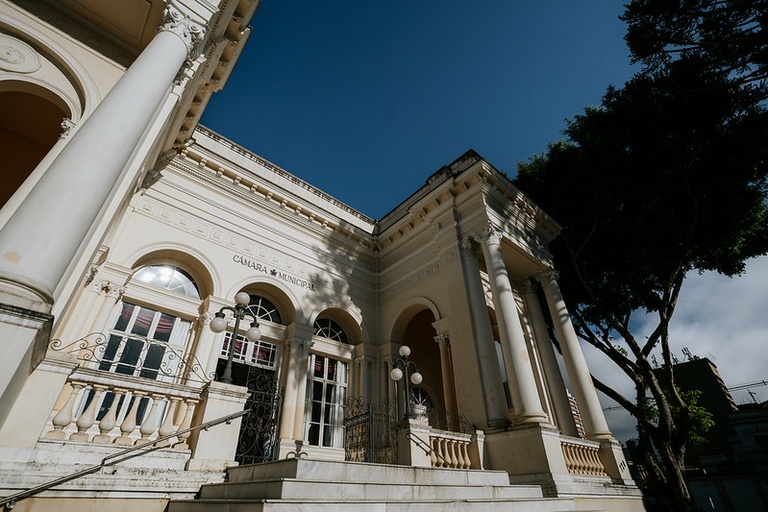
[
  {"left": 201, "top": 2, "right": 768, "bottom": 440},
  {"left": 201, "top": 1, "right": 637, "bottom": 219}
]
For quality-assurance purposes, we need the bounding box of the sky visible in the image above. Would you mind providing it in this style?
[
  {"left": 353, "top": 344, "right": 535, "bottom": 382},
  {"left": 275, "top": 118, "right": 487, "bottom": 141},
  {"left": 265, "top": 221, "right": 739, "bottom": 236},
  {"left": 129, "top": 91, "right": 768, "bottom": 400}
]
[{"left": 201, "top": 1, "right": 768, "bottom": 441}]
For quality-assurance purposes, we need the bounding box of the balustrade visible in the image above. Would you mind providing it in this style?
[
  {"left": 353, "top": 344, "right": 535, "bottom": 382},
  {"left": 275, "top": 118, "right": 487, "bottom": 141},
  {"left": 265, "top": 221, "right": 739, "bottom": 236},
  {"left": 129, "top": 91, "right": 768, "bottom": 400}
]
[
  {"left": 43, "top": 367, "right": 201, "bottom": 448},
  {"left": 428, "top": 430, "right": 473, "bottom": 469},
  {"left": 560, "top": 437, "right": 607, "bottom": 476}
]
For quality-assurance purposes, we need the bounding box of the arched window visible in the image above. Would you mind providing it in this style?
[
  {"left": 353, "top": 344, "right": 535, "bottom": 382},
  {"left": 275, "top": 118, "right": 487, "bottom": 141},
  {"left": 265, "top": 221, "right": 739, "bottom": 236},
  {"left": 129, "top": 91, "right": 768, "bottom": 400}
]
[
  {"left": 305, "top": 317, "right": 351, "bottom": 449},
  {"left": 246, "top": 294, "right": 282, "bottom": 324},
  {"left": 313, "top": 318, "right": 348, "bottom": 343},
  {"left": 132, "top": 264, "right": 200, "bottom": 299},
  {"left": 98, "top": 264, "right": 200, "bottom": 382},
  {"left": 218, "top": 294, "right": 281, "bottom": 372}
]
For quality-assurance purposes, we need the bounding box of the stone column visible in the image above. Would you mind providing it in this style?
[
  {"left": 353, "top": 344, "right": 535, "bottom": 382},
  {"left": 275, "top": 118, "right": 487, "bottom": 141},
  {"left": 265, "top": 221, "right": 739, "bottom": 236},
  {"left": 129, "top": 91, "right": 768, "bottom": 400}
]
[
  {"left": 278, "top": 339, "right": 298, "bottom": 439},
  {"left": 190, "top": 310, "right": 218, "bottom": 382},
  {"left": 537, "top": 270, "right": 612, "bottom": 440},
  {"left": 475, "top": 229, "right": 547, "bottom": 425},
  {"left": 88, "top": 282, "right": 125, "bottom": 335},
  {"left": 434, "top": 332, "right": 458, "bottom": 430},
  {"left": 459, "top": 239, "right": 509, "bottom": 427},
  {"left": 519, "top": 279, "right": 579, "bottom": 437},
  {"left": 291, "top": 339, "right": 312, "bottom": 440},
  {"left": 0, "top": 4, "right": 206, "bottom": 300}
]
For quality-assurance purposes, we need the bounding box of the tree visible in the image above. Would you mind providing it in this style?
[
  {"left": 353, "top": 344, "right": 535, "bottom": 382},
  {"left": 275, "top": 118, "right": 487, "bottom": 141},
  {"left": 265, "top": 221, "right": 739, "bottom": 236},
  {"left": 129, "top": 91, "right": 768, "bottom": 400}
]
[
  {"left": 622, "top": 0, "right": 768, "bottom": 95},
  {"left": 514, "top": 57, "right": 768, "bottom": 510}
]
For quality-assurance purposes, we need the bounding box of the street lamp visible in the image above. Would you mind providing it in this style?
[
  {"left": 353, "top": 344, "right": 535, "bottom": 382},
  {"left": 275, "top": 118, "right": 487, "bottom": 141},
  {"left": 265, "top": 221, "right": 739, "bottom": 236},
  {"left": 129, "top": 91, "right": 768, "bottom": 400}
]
[
  {"left": 209, "top": 291, "right": 261, "bottom": 384},
  {"left": 389, "top": 345, "right": 423, "bottom": 419}
]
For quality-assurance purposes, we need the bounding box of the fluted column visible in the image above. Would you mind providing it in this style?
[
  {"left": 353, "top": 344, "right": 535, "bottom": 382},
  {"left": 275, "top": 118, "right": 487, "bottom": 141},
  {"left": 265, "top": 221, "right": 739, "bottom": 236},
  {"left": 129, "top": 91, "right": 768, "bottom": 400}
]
[
  {"left": 519, "top": 279, "right": 579, "bottom": 437},
  {"left": 434, "top": 332, "right": 458, "bottom": 430},
  {"left": 475, "top": 228, "right": 547, "bottom": 425},
  {"left": 0, "top": 4, "right": 206, "bottom": 299},
  {"left": 459, "top": 239, "right": 509, "bottom": 427},
  {"left": 537, "top": 269, "right": 612, "bottom": 439}
]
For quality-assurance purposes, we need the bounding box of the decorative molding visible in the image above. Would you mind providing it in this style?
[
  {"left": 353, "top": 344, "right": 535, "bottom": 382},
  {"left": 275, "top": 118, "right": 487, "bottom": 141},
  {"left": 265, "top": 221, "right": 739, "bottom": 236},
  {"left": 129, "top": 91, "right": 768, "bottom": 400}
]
[
  {"left": 434, "top": 332, "right": 450, "bottom": 347},
  {"left": 535, "top": 268, "right": 559, "bottom": 287},
  {"left": 474, "top": 227, "right": 503, "bottom": 247},
  {"left": 159, "top": 4, "right": 207, "bottom": 60},
  {"left": 59, "top": 118, "right": 76, "bottom": 139},
  {"left": 0, "top": 33, "right": 41, "bottom": 73}
]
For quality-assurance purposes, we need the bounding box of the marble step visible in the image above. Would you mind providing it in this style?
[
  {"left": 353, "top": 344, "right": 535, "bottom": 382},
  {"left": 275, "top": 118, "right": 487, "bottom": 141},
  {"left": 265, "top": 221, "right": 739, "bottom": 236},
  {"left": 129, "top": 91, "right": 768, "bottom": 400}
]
[
  {"left": 198, "top": 478, "right": 543, "bottom": 501},
  {"left": 168, "top": 497, "right": 581, "bottom": 512},
  {"left": 225, "top": 458, "right": 513, "bottom": 487}
]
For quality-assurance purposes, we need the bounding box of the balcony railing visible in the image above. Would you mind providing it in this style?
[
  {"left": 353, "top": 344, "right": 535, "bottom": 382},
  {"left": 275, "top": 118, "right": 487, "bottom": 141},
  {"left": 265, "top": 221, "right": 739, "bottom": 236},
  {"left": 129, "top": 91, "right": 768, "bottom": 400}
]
[{"left": 43, "top": 366, "right": 201, "bottom": 447}]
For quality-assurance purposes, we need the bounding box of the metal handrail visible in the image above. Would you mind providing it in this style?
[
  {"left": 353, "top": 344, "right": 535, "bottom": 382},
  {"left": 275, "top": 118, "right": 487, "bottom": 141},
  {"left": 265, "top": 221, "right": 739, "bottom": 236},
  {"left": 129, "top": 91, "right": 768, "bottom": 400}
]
[
  {"left": 0, "top": 408, "right": 250, "bottom": 510},
  {"left": 404, "top": 431, "right": 448, "bottom": 466}
]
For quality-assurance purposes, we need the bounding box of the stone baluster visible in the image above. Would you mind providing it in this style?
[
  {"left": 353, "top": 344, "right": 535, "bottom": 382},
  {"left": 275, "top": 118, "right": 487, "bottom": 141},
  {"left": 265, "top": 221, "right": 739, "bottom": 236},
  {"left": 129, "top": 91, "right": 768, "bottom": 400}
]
[
  {"left": 70, "top": 385, "right": 106, "bottom": 442},
  {"left": 45, "top": 381, "right": 86, "bottom": 440},
  {"left": 173, "top": 398, "right": 198, "bottom": 449},
  {"left": 138, "top": 394, "right": 164, "bottom": 442},
  {"left": 114, "top": 392, "right": 146, "bottom": 446},
  {"left": 430, "top": 437, "right": 438, "bottom": 466},
  {"left": 93, "top": 388, "right": 126, "bottom": 444},
  {"left": 157, "top": 397, "right": 181, "bottom": 446}
]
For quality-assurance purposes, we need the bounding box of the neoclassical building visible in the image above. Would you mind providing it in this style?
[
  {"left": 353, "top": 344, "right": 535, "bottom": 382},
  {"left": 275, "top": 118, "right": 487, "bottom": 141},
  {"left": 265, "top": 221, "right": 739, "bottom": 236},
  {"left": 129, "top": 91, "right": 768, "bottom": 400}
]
[{"left": 0, "top": 1, "right": 643, "bottom": 510}]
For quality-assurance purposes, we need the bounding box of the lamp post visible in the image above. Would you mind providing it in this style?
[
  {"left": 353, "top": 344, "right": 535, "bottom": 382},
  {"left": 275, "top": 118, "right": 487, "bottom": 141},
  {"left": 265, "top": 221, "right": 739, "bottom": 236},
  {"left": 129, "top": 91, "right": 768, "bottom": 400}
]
[
  {"left": 209, "top": 291, "right": 261, "bottom": 384},
  {"left": 389, "top": 345, "right": 423, "bottom": 419}
]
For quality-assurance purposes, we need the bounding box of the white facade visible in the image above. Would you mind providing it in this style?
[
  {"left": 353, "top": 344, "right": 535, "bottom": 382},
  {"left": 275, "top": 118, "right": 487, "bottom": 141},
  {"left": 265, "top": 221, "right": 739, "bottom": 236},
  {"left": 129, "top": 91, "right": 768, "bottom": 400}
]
[{"left": 0, "top": 1, "right": 643, "bottom": 510}]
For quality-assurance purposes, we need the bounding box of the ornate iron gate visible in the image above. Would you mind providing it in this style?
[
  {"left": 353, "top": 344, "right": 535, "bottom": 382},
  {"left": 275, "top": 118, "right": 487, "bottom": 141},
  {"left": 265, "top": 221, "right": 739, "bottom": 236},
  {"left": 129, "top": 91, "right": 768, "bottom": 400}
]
[
  {"left": 344, "top": 396, "right": 397, "bottom": 464},
  {"left": 235, "top": 366, "right": 283, "bottom": 465}
]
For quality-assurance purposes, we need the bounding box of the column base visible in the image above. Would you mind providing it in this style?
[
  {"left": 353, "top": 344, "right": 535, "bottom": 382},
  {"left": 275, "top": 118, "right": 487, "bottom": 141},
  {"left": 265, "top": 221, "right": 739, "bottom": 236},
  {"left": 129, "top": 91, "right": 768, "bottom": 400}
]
[{"left": 0, "top": 278, "right": 55, "bottom": 431}]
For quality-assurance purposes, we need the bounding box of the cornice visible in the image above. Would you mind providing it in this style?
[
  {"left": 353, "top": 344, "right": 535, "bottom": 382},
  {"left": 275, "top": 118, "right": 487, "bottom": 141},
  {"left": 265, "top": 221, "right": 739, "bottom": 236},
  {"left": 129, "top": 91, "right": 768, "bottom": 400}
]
[
  {"left": 194, "top": 125, "right": 376, "bottom": 228},
  {"left": 176, "top": 143, "right": 377, "bottom": 254}
]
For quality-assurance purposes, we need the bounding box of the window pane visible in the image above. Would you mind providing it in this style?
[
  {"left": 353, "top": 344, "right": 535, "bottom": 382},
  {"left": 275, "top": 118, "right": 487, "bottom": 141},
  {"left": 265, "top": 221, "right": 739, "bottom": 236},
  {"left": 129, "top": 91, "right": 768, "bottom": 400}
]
[
  {"left": 130, "top": 308, "right": 154, "bottom": 337},
  {"left": 140, "top": 343, "right": 166, "bottom": 379},
  {"left": 114, "top": 303, "right": 134, "bottom": 332},
  {"left": 132, "top": 265, "right": 199, "bottom": 299},
  {"left": 115, "top": 338, "right": 143, "bottom": 374},
  {"left": 153, "top": 313, "right": 176, "bottom": 342}
]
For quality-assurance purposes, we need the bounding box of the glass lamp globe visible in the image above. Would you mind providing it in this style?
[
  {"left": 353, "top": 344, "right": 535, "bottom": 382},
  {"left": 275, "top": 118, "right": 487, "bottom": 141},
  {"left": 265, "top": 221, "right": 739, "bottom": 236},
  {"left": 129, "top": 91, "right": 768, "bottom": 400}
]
[
  {"left": 390, "top": 367, "right": 404, "bottom": 381},
  {"left": 210, "top": 315, "right": 227, "bottom": 333},
  {"left": 235, "top": 291, "right": 251, "bottom": 306},
  {"left": 410, "top": 371, "right": 423, "bottom": 385},
  {"left": 399, "top": 345, "right": 411, "bottom": 358},
  {"left": 246, "top": 323, "right": 261, "bottom": 342}
]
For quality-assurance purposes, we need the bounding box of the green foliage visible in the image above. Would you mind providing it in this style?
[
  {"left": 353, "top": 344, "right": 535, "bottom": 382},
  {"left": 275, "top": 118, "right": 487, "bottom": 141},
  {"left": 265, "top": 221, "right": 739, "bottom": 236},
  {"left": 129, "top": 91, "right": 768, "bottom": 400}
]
[
  {"left": 516, "top": 64, "right": 768, "bottom": 321},
  {"left": 677, "top": 389, "right": 715, "bottom": 446},
  {"left": 515, "top": 4, "right": 768, "bottom": 508},
  {"left": 622, "top": 0, "right": 768, "bottom": 96}
]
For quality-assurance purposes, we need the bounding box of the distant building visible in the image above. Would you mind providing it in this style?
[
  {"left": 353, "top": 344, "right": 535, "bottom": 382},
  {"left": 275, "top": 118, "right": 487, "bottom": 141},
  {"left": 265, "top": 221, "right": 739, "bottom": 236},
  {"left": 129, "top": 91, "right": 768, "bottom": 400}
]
[
  {"left": 0, "top": 1, "right": 643, "bottom": 510},
  {"left": 633, "top": 358, "right": 768, "bottom": 511},
  {"left": 568, "top": 390, "right": 586, "bottom": 438}
]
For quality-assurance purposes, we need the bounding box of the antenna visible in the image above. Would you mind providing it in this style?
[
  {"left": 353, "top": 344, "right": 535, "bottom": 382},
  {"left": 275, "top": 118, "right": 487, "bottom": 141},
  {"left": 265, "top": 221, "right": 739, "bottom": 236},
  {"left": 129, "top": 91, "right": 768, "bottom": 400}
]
[
  {"left": 681, "top": 347, "right": 699, "bottom": 361},
  {"left": 748, "top": 390, "right": 758, "bottom": 404}
]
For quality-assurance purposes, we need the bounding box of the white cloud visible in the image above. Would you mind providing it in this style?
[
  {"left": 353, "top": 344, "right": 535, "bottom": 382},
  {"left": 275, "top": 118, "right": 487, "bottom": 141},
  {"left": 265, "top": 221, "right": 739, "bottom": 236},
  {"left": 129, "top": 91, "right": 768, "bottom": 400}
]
[{"left": 579, "top": 255, "right": 768, "bottom": 442}]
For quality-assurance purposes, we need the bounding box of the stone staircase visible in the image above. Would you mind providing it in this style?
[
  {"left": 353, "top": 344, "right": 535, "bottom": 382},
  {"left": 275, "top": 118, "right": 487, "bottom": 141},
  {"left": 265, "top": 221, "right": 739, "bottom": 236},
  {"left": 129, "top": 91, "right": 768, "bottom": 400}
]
[{"left": 167, "top": 458, "right": 581, "bottom": 511}]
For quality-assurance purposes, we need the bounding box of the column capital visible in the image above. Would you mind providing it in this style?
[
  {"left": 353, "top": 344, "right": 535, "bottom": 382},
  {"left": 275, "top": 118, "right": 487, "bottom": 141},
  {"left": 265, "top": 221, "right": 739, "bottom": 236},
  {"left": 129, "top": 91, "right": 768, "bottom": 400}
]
[
  {"left": 535, "top": 268, "right": 560, "bottom": 287},
  {"left": 433, "top": 332, "right": 450, "bottom": 347},
  {"left": 99, "top": 281, "right": 126, "bottom": 301},
  {"left": 354, "top": 355, "right": 372, "bottom": 368},
  {"left": 517, "top": 278, "right": 538, "bottom": 296},
  {"left": 473, "top": 226, "right": 503, "bottom": 247},
  {"left": 159, "top": 3, "right": 207, "bottom": 59}
]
